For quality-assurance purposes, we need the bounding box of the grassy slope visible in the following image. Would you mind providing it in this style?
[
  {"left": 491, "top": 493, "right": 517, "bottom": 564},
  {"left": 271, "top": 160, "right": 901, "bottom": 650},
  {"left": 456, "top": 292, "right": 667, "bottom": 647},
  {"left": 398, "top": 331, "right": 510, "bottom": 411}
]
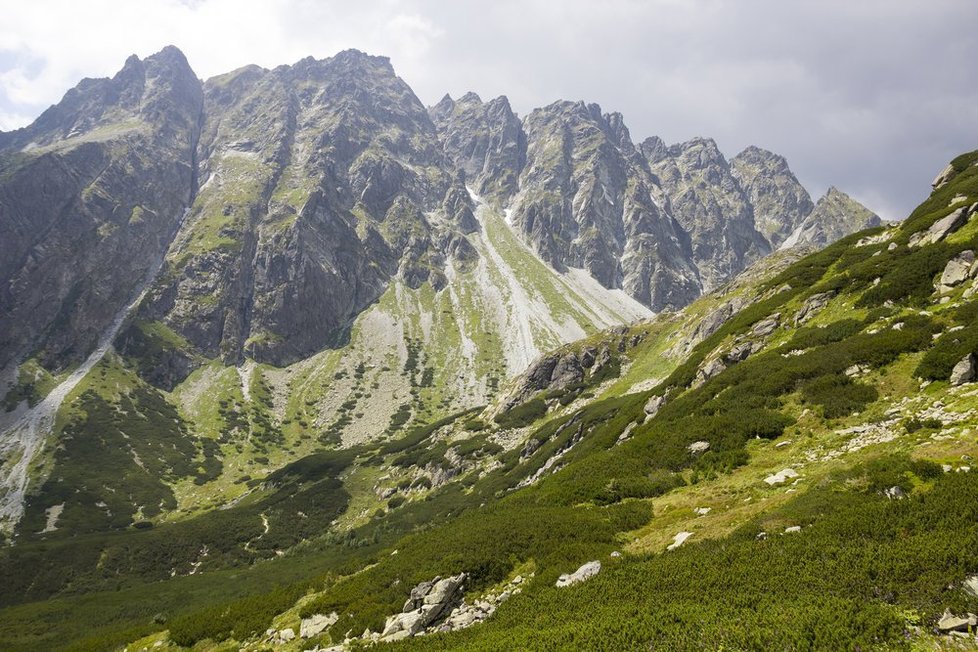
[{"left": 3, "top": 153, "right": 978, "bottom": 650}]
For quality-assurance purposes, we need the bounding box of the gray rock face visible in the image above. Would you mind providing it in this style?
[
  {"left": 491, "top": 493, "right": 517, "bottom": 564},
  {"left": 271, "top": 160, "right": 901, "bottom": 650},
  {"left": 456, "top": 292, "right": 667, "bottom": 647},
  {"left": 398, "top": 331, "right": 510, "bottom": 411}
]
[
  {"left": 730, "top": 146, "right": 814, "bottom": 248},
  {"left": 0, "top": 46, "right": 203, "bottom": 371},
  {"left": 782, "top": 187, "right": 881, "bottom": 249},
  {"left": 509, "top": 102, "right": 701, "bottom": 310},
  {"left": 136, "top": 50, "right": 469, "bottom": 370},
  {"left": 429, "top": 93, "right": 525, "bottom": 200},
  {"left": 644, "top": 136, "right": 770, "bottom": 292},
  {"left": 950, "top": 353, "right": 977, "bottom": 386}
]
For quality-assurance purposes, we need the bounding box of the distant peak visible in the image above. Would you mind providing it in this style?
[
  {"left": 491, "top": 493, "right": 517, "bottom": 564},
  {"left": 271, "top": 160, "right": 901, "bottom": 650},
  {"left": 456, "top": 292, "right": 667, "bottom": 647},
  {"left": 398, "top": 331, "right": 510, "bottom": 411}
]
[{"left": 458, "top": 91, "right": 482, "bottom": 104}]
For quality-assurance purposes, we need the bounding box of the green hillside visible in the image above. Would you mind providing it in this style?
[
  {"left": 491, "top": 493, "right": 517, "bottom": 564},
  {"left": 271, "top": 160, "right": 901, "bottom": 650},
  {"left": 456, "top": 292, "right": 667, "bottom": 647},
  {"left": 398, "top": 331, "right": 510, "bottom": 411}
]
[{"left": 2, "top": 151, "right": 978, "bottom": 650}]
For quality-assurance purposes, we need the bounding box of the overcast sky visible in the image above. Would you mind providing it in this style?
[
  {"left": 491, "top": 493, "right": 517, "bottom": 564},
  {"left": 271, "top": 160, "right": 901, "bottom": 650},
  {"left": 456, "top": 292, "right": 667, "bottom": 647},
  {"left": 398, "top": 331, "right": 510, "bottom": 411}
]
[{"left": 1, "top": 0, "right": 975, "bottom": 219}]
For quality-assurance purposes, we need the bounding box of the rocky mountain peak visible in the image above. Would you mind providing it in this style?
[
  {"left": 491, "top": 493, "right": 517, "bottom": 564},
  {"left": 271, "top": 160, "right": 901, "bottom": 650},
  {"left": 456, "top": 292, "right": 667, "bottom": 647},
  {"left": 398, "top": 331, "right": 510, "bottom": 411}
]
[
  {"left": 429, "top": 90, "right": 525, "bottom": 199},
  {"left": 780, "top": 186, "right": 881, "bottom": 249},
  {"left": 644, "top": 135, "right": 769, "bottom": 292},
  {"left": 730, "top": 145, "right": 813, "bottom": 248}
]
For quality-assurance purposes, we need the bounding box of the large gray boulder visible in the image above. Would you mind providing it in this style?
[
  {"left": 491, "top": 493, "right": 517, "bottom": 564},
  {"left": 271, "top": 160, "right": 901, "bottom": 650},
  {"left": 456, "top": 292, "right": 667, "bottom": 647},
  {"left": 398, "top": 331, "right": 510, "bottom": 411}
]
[
  {"left": 909, "top": 204, "right": 973, "bottom": 248},
  {"left": 937, "top": 250, "right": 976, "bottom": 293},
  {"left": 949, "top": 353, "right": 977, "bottom": 386}
]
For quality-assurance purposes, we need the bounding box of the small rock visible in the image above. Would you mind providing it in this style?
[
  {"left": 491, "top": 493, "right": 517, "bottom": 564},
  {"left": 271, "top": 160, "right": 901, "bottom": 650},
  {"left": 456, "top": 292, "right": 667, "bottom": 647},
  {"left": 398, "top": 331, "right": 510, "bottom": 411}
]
[
  {"left": 784, "top": 526, "right": 802, "bottom": 534},
  {"left": 610, "top": 551, "right": 622, "bottom": 558},
  {"left": 279, "top": 628, "right": 296, "bottom": 642},
  {"left": 687, "top": 440, "right": 710, "bottom": 454},
  {"left": 883, "top": 486, "right": 905, "bottom": 500},
  {"left": 756, "top": 531, "right": 768, "bottom": 540},
  {"left": 556, "top": 561, "right": 601, "bottom": 587},
  {"left": 694, "top": 507, "right": 711, "bottom": 516},
  {"left": 666, "top": 532, "right": 693, "bottom": 551}
]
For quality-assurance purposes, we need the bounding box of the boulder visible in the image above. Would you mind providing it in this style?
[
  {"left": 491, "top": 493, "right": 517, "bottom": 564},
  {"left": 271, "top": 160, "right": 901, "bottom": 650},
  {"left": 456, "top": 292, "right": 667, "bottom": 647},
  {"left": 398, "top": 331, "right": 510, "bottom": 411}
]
[
  {"left": 937, "top": 609, "right": 978, "bottom": 633},
  {"left": 950, "top": 353, "right": 977, "bottom": 386},
  {"left": 794, "top": 292, "right": 834, "bottom": 325},
  {"left": 300, "top": 612, "right": 338, "bottom": 638},
  {"left": 937, "top": 250, "right": 975, "bottom": 293},
  {"left": 784, "top": 526, "right": 802, "bottom": 534},
  {"left": 751, "top": 313, "right": 781, "bottom": 337},
  {"left": 764, "top": 468, "right": 799, "bottom": 486},
  {"left": 723, "top": 341, "right": 754, "bottom": 364},
  {"left": 964, "top": 574, "right": 978, "bottom": 598},
  {"left": 386, "top": 573, "right": 467, "bottom": 640},
  {"left": 687, "top": 440, "right": 710, "bottom": 454},
  {"left": 644, "top": 395, "right": 665, "bottom": 417},
  {"left": 695, "top": 358, "right": 727, "bottom": 385},
  {"left": 909, "top": 204, "right": 973, "bottom": 247},
  {"left": 278, "top": 628, "right": 296, "bottom": 642},
  {"left": 555, "top": 561, "right": 601, "bottom": 587}
]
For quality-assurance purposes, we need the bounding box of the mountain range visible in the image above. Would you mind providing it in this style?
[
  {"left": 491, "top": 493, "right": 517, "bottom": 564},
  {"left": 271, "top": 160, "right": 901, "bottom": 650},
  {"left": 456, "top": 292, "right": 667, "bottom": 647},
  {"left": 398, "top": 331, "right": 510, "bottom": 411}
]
[{"left": 6, "top": 47, "right": 974, "bottom": 652}]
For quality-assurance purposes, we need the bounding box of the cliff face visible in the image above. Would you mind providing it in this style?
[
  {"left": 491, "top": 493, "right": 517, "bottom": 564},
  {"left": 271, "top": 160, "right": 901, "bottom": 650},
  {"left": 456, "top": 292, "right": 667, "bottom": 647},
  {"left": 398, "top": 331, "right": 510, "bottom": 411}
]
[
  {"left": 0, "top": 46, "right": 203, "bottom": 371},
  {"left": 730, "top": 145, "right": 815, "bottom": 248},
  {"left": 643, "top": 136, "right": 770, "bottom": 293}
]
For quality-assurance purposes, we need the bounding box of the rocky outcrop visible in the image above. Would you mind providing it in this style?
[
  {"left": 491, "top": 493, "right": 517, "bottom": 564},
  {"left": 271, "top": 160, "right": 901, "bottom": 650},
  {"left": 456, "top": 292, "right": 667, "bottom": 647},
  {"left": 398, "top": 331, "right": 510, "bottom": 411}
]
[
  {"left": 382, "top": 573, "right": 467, "bottom": 641},
  {"left": 781, "top": 187, "right": 881, "bottom": 250},
  {"left": 555, "top": 560, "right": 601, "bottom": 587},
  {"left": 644, "top": 136, "right": 770, "bottom": 292},
  {"left": 932, "top": 163, "right": 956, "bottom": 190},
  {"left": 0, "top": 46, "right": 203, "bottom": 371},
  {"left": 730, "top": 146, "right": 814, "bottom": 248},
  {"left": 909, "top": 203, "right": 975, "bottom": 247}
]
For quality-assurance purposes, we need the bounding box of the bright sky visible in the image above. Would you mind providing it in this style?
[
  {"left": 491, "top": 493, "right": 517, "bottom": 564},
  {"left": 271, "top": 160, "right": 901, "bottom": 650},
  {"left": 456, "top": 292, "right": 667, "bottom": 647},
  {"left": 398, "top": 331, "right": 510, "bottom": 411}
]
[{"left": 1, "top": 0, "right": 976, "bottom": 219}]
